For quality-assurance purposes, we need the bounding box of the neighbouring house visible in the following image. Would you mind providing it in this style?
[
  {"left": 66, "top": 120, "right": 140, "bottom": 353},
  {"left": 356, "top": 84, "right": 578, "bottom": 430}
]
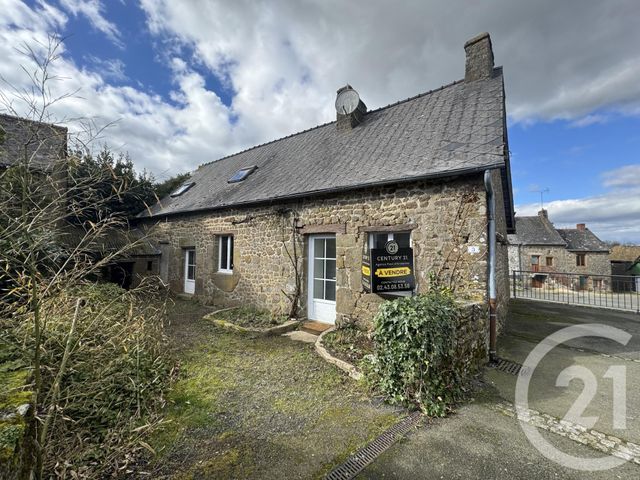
[
  {"left": 0, "top": 113, "right": 158, "bottom": 289},
  {"left": 0, "top": 113, "right": 68, "bottom": 188},
  {"left": 610, "top": 245, "right": 640, "bottom": 292},
  {"left": 135, "top": 31, "right": 515, "bottom": 352},
  {"left": 508, "top": 209, "right": 611, "bottom": 290}
]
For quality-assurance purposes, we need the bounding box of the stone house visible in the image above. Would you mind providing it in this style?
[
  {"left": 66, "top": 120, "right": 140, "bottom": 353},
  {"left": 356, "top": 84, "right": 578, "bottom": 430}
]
[
  {"left": 610, "top": 245, "right": 640, "bottom": 292},
  {"left": 136, "top": 33, "right": 515, "bottom": 344},
  {"left": 0, "top": 114, "right": 158, "bottom": 287},
  {"left": 508, "top": 209, "right": 611, "bottom": 290}
]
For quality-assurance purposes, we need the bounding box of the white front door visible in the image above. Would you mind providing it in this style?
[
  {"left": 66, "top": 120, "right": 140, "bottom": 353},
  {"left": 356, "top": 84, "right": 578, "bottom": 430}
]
[
  {"left": 308, "top": 235, "right": 337, "bottom": 323},
  {"left": 184, "top": 248, "right": 196, "bottom": 294}
]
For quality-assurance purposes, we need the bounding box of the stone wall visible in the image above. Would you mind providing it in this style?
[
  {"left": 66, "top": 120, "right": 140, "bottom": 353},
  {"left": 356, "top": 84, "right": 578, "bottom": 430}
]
[
  {"left": 455, "top": 301, "right": 489, "bottom": 368},
  {"left": 138, "top": 173, "right": 506, "bottom": 328}
]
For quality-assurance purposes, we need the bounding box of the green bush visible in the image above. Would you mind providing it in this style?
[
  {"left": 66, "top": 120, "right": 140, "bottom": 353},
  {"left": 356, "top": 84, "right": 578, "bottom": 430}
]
[{"left": 365, "top": 290, "right": 463, "bottom": 416}]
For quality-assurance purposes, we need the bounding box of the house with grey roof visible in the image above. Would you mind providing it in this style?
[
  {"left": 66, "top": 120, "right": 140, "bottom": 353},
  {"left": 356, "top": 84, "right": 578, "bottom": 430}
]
[
  {"left": 508, "top": 209, "right": 611, "bottom": 290},
  {"left": 136, "top": 33, "right": 514, "bottom": 345}
]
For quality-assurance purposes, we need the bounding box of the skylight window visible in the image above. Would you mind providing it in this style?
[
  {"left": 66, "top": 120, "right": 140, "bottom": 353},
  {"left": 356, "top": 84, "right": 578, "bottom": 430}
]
[
  {"left": 227, "top": 166, "right": 257, "bottom": 183},
  {"left": 170, "top": 182, "right": 195, "bottom": 197}
]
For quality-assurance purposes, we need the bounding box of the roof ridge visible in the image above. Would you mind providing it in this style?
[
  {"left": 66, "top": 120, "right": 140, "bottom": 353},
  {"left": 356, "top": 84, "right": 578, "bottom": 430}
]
[
  {"left": 0, "top": 112, "right": 68, "bottom": 132},
  {"left": 197, "top": 76, "right": 469, "bottom": 170}
]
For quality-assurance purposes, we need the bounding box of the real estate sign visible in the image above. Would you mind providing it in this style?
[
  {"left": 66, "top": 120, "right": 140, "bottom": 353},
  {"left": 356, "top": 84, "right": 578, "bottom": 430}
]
[{"left": 362, "top": 240, "right": 414, "bottom": 293}]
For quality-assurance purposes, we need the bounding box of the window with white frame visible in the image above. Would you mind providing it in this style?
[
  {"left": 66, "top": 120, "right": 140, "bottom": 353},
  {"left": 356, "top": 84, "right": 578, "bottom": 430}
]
[{"left": 218, "top": 235, "right": 234, "bottom": 273}]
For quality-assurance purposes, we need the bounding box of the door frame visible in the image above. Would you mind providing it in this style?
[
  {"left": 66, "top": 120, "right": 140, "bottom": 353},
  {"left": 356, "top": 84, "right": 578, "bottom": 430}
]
[
  {"left": 307, "top": 234, "right": 336, "bottom": 324},
  {"left": 184, "top": 248, "right": 196, "bottom": 294}
]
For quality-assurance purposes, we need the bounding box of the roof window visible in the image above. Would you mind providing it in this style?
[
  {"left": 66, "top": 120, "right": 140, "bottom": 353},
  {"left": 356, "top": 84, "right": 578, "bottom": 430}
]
[
  {"left": 170, "top": 182, "right": 195, "bottom": 197},
  {"left": 228, "top": 166, "right": 257, "bottom": 183}
]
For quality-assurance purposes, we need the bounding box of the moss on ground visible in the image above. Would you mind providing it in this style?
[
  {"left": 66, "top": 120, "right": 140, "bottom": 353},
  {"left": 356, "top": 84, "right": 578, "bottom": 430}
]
[
  {"left": 209, "top": 306, "right": 288, "bottom": 329},
  {"left": 0, "top": 355, "right": 32, "bottom": 464},
  {"left": 147, "top": 299, "right": 403, "bottom": 479}
]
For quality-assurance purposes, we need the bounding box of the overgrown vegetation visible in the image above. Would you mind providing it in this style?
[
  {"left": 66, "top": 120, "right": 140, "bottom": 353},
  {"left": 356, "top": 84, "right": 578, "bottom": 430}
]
[
  {"left": 0, "top": 35, "right": 173, "bottom": 478},
  {"left": 2, "top": 283, "right": 170, "bottom": 477},
  {"left": 210, "top": 306, "right": 288, "bottom": 329},
  {"left": 364, "top": 289, "right": 464, "bottom": 416}
]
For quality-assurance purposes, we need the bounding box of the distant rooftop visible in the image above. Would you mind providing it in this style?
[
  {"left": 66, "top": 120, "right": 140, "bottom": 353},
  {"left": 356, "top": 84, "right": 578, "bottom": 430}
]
[
  {"left": 0, "top": 114, "right": 67, "bottom": 170},
  {"left": 557, "top": 228, "right": 609, "bottom": 253}
]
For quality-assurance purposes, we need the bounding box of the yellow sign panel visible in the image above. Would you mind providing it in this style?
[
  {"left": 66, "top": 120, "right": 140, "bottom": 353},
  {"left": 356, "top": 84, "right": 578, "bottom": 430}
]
[
  {"left": 375, "top": 267, "right": 412, "bottom": 278},
  {"left": 362, "top": 265, "right": 371, "bottom": 276}
]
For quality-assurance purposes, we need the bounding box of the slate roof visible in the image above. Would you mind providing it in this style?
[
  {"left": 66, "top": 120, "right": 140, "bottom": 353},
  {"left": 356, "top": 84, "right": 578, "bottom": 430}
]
[
  {"left": 556, "top": 228, "right": 609, "bottom": 253},
  {"left": 61, "top": 226, "right": 160, "bottom": 257},
  {"left": 510, "top": 216, "right": 566, "bottom": 246},
  {"left": 0, "top": 114, "right": 67, "bottom": 170},
  {"left": 140, "top": 68, "right": 513, "bottom": 228}
]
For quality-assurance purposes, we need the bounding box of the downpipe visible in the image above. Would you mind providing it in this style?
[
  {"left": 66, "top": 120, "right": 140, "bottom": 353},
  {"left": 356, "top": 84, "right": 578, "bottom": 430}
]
[{"left": 484, "top": 170, "right": 498, "bottom": 363}]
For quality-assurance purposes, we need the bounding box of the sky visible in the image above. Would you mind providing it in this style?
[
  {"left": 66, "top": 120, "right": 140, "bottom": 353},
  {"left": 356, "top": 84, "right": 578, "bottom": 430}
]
[{"left": 1, "top": 0, "right": 639, "bottom": 242}]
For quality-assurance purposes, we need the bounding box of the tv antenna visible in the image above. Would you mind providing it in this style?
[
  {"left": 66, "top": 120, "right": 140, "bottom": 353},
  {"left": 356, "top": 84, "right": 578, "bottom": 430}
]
[{"left": 536, "top": 187, "right": 550, "bottom": 210}]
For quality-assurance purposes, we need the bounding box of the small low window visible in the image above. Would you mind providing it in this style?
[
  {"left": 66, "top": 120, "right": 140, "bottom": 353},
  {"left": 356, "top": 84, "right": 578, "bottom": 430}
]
[
  {"left": 545, "top": 256, "right": 553, "bottom": 267},
  {"left": 227, "top": 166, "right": 257, "bottom": 183},
  {"left": 147, "top": 260, "right": 153, "bottom": 271},
  {"left": 218, "top": 235, "right": 234, "bottom": 273},
  {"left": 576, "top": 253, "right": 586, "bottom": 267},
  {"left": 170, "top": 182, "right": 195, "bottom": 197}
]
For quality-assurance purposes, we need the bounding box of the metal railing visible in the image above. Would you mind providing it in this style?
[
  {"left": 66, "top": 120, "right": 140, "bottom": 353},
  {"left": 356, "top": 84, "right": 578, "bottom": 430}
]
[{"left": 511, "top": 270, "right": 640, "bottom": 313}]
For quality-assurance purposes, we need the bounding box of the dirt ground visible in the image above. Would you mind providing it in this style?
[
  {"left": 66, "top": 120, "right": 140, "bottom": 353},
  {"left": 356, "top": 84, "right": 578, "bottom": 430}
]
[{"left": 145, "top": 298, "right": 403, "bottom": 479}]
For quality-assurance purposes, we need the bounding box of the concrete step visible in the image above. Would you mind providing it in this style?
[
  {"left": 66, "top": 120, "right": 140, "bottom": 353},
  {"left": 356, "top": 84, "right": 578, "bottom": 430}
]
[{"left": 300, "top": 320, "right": 332, "bottom": 335}]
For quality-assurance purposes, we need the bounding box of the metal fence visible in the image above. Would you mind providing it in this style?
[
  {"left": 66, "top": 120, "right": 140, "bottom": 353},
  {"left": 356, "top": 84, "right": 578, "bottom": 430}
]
[{"left": 511, "top": 270, "right": 640, "bottom": 313}]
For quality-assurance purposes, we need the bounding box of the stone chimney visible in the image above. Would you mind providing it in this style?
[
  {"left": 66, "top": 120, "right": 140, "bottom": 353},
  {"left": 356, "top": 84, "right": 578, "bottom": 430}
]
[
  {"left": 576, "top": 223, "right": 586, "bottom": 231},
  {"left": 538, "top": 209, "right": 548, "bottom": 219},
  {"left": 464, "top": 32, "right": 495, "bottom": 82},
  {"left": 335, "top": 85, "right": 367, "bottom": 131}
]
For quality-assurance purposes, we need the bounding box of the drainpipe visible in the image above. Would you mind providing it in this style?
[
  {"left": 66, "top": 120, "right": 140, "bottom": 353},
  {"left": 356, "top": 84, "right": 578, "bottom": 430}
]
[{"left": 484, "top": 170, "right": 498, "bottom": 362}]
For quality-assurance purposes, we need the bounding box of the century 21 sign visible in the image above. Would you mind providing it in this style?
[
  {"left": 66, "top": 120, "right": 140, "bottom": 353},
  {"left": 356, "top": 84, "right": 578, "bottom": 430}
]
[{"left": 362, "top": 240, "right": 415, "bottom": 293}]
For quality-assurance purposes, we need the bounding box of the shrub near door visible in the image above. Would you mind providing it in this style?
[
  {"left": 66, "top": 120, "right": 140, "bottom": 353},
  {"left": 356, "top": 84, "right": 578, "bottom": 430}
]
[{"left": 365, "top": 289, "right": 464, "bottom": 416}]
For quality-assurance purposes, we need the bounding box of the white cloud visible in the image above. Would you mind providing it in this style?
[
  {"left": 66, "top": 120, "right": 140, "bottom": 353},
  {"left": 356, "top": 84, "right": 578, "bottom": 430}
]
[
  {"left": 58, "top": 0, "right": 122, "bottom": 47},
  {"left": 569, "top": 114, "right": 609, "bottom": 128},
  {"left": 2, "top": 0, "right": 640, "bottom": 181},
  {"left": 602, "top": 165, "right": 640, "bottom": 189}
]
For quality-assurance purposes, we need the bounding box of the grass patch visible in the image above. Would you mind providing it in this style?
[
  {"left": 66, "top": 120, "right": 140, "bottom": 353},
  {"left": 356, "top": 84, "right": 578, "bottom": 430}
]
[
  {"left": 211, "top": 306, "right": 288, "bottom": 329},
  {"left": 322, "top": 325, "right": 374, "bottom": 365},
  {"left": 145, "top": 299, "right": 403, "bottom": 479}
]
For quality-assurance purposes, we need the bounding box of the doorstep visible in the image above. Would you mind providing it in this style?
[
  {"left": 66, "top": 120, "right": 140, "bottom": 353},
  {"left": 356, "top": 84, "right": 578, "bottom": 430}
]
[{"left": 300, "top": 320, "right": 333, "bottom": 335}]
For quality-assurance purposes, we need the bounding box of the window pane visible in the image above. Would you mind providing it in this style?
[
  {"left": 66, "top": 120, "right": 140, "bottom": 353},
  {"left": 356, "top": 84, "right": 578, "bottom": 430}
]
[
  {"left": 325, "top": 238, "right": 336, "bottom": 259},
  {"left": 325, "top": 280, "right": 336, "bottom": 301},
  {"left": 394, "top": 232, "right": 410, "bottom": 248},
  {"left": 230, "top": 236, "right": 234, "bottom": 269},
  {"left": 374, "top": 233, "right": 386, "bottom": 249},
  {"left": 326, "top": 259, "right": 336, "bottom": 280},
  {"left": 220, "top": 236, "right": 228, "bottom": 269},
  {"left": 313, "top": 279, "right": 324, "bottom": 299},
  {"left": 187, "top": 265, "right": 195, "bottom": 280},
  {"left": 314, "top": 239, "right": 325, "bottom": 259},
  {"left": 314, "top": 258, "right": 325, "bottom": 279}
]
